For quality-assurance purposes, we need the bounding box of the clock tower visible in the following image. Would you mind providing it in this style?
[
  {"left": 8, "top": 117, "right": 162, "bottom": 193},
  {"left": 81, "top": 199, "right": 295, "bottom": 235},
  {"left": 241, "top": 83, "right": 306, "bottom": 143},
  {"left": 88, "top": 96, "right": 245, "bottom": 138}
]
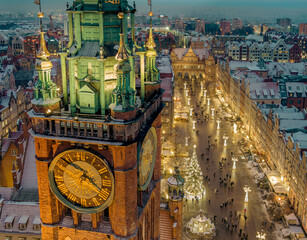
[{"left": 28, "top": 0, "right": 163, "bottom": 239}]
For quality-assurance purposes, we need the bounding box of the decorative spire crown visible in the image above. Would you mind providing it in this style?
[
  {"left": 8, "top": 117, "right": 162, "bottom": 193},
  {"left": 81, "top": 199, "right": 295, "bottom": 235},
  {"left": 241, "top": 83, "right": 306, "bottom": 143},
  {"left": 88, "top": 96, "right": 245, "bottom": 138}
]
[
  {"left": 116, "top": 33, "right": 129, "bottom": 62},
  {"left": 146, "top": 11, "right": 156, "bottom": 49},
  {"left": 37, "top": 31, "right": 50, "bottom": 60}
]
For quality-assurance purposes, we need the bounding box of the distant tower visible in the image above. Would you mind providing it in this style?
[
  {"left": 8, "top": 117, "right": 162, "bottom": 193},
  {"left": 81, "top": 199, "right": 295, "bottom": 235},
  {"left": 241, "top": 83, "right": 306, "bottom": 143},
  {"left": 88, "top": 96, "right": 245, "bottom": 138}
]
[
  {"left": 49, "top": 15, "right": 54, "bottom": 30},
  {"left": 167, "top": 166, "right": 185, "bottom": 240}
]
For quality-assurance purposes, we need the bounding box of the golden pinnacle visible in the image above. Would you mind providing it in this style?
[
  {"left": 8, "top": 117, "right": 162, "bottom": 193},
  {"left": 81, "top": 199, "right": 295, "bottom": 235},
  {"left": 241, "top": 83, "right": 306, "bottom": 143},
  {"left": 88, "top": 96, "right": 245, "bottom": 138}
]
[
  {"left": 38, "top": 12, "right": 44, "bottom": 18},
  {"left": 149, "top": 12, "right": 153, "bottom": 17}
]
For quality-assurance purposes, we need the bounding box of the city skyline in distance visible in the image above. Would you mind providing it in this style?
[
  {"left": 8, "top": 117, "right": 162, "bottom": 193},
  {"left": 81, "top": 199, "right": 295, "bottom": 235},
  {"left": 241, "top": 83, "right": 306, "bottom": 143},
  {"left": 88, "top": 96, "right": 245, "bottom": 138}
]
[{"left": 1, "top": 0, "right": 307, "bottom": 24}]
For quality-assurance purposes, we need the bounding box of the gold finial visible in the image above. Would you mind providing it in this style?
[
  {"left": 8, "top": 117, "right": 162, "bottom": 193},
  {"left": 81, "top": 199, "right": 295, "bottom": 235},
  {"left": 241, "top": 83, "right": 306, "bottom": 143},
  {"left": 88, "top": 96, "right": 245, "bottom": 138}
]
[
  {"left": 118, "top": 12, "right": 124, "bottom": 19},
  {"left": 149, "top": 11, "right": 153, "bottom": 17},
  {"left": 37, "top": 31, "right": 50, "bottom": 60},
  {"left": 116, "top": 33, "right": 129, "bottom": 62}
]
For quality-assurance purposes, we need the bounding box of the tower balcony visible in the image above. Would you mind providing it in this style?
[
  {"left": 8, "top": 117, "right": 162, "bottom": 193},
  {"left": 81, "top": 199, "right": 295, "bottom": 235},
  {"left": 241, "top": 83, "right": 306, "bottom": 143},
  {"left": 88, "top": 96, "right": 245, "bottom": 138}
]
[{"left": 28, "top": 90, "right": 164, "bottom": 145}]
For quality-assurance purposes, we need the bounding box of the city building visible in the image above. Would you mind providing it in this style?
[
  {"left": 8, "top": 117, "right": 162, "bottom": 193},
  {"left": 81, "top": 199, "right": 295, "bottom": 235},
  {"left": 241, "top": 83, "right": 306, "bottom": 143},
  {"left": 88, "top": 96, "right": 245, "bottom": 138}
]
[
  {"left": 0, "top": 88, "right": 31, "bottom": 138},
  {"left": 11, "top": 35, "right": 24, "bottom": 56},
  {"left": 277, "top": 18, "right": 291, "bottom": 27},
  {"left": 289, "top": 43, "right": 302, "bottom": 63},
  {"left": 232, "top": 18, "right": 242, "bottom": 30},
  {"left": 220, "top": 19, "right": 231, "bottom": 35},
  {"left": 195, "top": 19, "right": 205, "bottom": 34},
  {"left": 299, "top": 23, "right": 307, "bottom": 36},
  {"left": 171, "top": 46, "right": 214, "bottom": 81},
  {"left": 24, "top": 35, "right": 40, "bottom": 58}
]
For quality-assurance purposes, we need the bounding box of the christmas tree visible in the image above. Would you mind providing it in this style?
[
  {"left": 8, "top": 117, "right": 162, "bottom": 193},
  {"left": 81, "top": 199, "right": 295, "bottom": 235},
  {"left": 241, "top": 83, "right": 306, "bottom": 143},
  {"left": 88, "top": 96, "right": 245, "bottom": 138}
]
[{"left": 184, "top": 145, "right": 206, "bottom": 200}]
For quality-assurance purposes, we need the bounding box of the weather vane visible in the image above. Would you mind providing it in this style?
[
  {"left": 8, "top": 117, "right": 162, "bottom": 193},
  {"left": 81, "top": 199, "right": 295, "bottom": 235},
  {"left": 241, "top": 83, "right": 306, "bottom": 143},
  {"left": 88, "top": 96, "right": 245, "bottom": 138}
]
[{"left": 34, "top": 0, "right": 43, "bottom": 32}]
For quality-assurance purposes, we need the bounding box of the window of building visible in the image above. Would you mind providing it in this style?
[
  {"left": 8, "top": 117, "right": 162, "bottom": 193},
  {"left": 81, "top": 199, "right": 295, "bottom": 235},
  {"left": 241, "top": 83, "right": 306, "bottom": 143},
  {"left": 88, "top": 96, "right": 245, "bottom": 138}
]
[
  {"left": 289, "top": 100, "right": 293, "bottom": 104},
  {"left": 18, "top": 238, "right": 26, "bottom": 240},
  {"left": 298, "top": 100, "right": 302, "bottom": 104},
  {"left": 33, "top": 224, "right": 41, "bottom": 231},
  {"left": 5, "top": 237, "right": 12, "bottom": 240},
  {"left": 11, "top": 149, "right": 17, "bottom": 156}
]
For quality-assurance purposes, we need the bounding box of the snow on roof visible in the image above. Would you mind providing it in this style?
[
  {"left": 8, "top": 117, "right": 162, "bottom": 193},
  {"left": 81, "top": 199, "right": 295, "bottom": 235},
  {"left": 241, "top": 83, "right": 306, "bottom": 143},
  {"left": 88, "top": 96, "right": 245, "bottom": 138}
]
[
  {"left": 246, "top": 34, "right": 263, "bottom": 42},
  {"left": 249, "top": 82, "right": 280, "bottom": 99},
  {"left": 172, "top": 48, "right": 209, "bottom": 61},
  {"left": 281, "top": 120, "right": 307, "bottom": 132},
  {"left": 157, "top": 55, "right": 172, "bottom": 74}
]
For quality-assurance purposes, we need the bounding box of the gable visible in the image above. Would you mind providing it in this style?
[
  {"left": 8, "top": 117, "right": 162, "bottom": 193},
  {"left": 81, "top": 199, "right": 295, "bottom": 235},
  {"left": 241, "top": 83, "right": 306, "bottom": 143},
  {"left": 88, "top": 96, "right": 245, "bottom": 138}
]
[{"left": 79, "top": 84, "right": 98, "bottom": 94}]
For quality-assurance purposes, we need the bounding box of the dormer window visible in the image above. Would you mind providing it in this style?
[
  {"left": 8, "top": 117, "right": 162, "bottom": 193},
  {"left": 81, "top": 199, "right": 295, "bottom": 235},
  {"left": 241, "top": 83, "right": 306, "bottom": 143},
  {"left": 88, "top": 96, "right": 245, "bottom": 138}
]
[
  {"left": 4, "top": 216, "right": 14, "bottom": 229},
  {"left": 18, "top": 216, "right": 29, "bottom": 230},
  {"left": 32, "top": 217, "right": 41, "bottom": 231}
]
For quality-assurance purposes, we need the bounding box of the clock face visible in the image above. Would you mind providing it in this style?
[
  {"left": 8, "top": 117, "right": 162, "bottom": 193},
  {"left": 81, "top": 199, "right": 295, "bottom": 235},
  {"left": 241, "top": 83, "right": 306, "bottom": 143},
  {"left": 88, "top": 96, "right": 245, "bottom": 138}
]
[
  {"left": 48, "top": 149, "right": 114, "bottom": 213},
  {"left": 138, "top": 127, "right": 157, "bottom": 190}
]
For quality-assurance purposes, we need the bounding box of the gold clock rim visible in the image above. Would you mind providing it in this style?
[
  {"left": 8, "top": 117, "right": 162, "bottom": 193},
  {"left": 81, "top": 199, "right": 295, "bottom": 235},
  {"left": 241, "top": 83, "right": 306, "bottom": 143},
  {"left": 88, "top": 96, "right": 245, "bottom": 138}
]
[
  {"left": 137, "top": 127, "right": 157, "bottom": 191},
  {"left": 48, "top": 149, "right": 115, "bottom": 214}
]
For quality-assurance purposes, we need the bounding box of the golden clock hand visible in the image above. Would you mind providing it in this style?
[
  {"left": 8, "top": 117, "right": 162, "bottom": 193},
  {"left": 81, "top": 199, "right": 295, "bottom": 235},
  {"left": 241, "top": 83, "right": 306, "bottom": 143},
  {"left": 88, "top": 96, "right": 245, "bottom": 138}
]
[{"left": 83, "top": 177, "right": 101, "bottom": 194}]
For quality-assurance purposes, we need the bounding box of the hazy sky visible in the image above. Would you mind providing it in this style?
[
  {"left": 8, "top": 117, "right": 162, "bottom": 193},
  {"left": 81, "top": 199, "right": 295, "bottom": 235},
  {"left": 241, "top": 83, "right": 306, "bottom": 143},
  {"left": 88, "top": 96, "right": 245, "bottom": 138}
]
[
  {"left": 2, "top": 0, "right": 307, "bottom": 12},
  {"left": 1, "top": 0, "right": 307, "bottom": 23}
]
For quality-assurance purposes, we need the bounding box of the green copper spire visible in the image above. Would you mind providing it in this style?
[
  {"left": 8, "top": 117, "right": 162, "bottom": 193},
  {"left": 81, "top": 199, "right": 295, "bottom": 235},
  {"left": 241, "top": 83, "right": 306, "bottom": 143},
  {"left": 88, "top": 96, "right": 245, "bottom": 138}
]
[
  {"left": 109, "top": 14, "right": 135, "bottom": 112},
  {"left": 145, "top": 6, "right": 160, "bottom": 83},
  {"left": 33, "top": 3, "right": 58, "bottom": 103}
]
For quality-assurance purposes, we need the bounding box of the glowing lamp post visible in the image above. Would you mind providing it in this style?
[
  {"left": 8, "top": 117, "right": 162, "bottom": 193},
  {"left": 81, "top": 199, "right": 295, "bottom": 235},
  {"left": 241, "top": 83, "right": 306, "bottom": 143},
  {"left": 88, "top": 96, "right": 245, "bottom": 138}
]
[
  {"left": 234, "top": 123, "right": 237, "bottom": 133},
  {"left": 211, "top": 107, "right": 215, "bottom": 117},
  {"left": 190, "top": 108, "right": 193, "bottom": 117},
  {"left": 207, "top": 97, "right": 210, "bottom": 106},
  {"left": 256, "top": 230, "right": 266, "bottom": 240},
  {"left": 193, "top": 120, "right": 196, "bottom": 130},
  {"left": 232, "top": 157, "right": 238, "bottom": 170},
  {"left": 217, "top": 119, "right": 221, "bottom": 129},
  {"left": 243, "top": 185, "right": 251, "bottom": 203},
  {"left": 223, "top": 135, "right": 228, "bottom": 146}
]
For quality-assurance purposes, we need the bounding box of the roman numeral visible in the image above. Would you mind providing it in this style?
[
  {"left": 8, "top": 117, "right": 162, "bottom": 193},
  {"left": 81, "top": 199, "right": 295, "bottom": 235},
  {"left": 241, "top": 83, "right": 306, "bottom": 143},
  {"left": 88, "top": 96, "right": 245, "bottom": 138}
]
[
  {"left": 92, "top": 198, "right": 99, "bottom": 206},
  {"left": 55, "top": 176, "right": 64, "bottom": 182},
  {"left": 91, "top": 158, "right": 96, "bottom": 165},
  {"left": 57, "top": 164, "right": 66, "bottom": 171},
  {"left": 80, "top": 198, "right": 87, "bottom": 208},
  {"left": 102, "top": 179, "right": 112, "bottom": 187},
  {"left": 76, "top": 152, "right": 85, "bottom": 161},
  {"left": 64, "top": 154, "right": 73, "bottom": 163},
  {"left": 57, "top": 183, "right": 68, "bottom": 194},
  {"left": 98, "top": 167, "right": 107, "bottom": 174},
  {"left": 67, "top": 193, "right": 77, "bottom": 203},
  {"left": 98, "top": 189, "right": 110, "bottom": 201}
]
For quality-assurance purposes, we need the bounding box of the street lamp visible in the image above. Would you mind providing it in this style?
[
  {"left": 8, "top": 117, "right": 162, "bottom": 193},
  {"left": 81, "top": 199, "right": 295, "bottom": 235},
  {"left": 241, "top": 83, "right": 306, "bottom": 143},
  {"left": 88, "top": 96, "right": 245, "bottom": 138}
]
[
  {"left": 193, "top": 120, "right": 196, "bottom": 130},
  {"left": 223, "top": 135, "right": 228, "bottom": 146},
  {"left": 256, "top": 230, "right": 266, "bottom": 240},
  {"left": 234, "top": 123, "right": 237, "bottom": 133},
  {"left": 190, "top": 108, "right": 193, "bottom": 117},
  {"left": 217, "top": 119, "right": 221, "bottom": 129},
  {"left": 243, "top": 185, "right": 251, "bottom": 203},
  {"left": 232, "top": 157, "right": 238, "bottom": 170},
  {"left": 211, "top": 107, "right": 215, "bottom": 117}
]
